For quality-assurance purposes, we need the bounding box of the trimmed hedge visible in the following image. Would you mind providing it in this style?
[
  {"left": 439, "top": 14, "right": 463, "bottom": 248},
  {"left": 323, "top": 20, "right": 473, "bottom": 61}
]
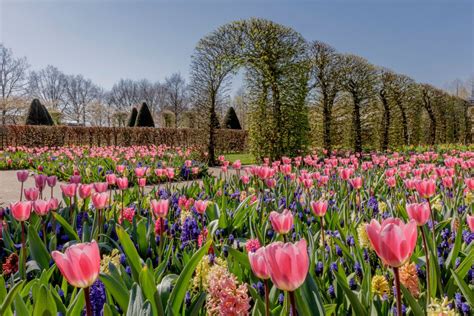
[{"left": 0, "top": 125, "right": 247, "bottom": 153}]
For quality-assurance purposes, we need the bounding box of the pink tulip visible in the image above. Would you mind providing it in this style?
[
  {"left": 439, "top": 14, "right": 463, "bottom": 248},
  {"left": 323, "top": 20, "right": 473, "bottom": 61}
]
[
  {"left": 150, "top": 199, "right": 169, "bottom": 218},
  {"left": 10, "top": 201, "right": 32, "bottom": 221},
  {"left": 465, "top": 178, "right": 474, "bottom": 191},
  {"left": 310, "top": 200, "right": 328, "bottom": 217},
  {"left": 48, "top": 198, "right": 59, "bottom": 210},
  {"left": 414, "top": 179, "right": 436, "bottom": 198},
  {"left": 241, "top": 175, "right": 250, "bottom": 184},
  {"left": 442, "top": 177, "right": 453, "bottom": 189},
  {"left": 263, "top": 239, "right": 309, "bottom": 291},
  {"left": 386, "top": 176, "right": 396, "bottom": 188},
  {"left": 232, "top": 160, "right": 242, "bottom": 169},
  {"left": 269, "top": 209, "right": 293, "bottom": 234},
  {"left": 16, "top": 170, "right": 28, "bottom": 183},
  {"left": 51, "top": 240, "right": 100, "bottom": 288},
  {"left": 339, "top": 168, "right": 353, "bottom": 180},
  {"left": 116, "top": 177, "right": 128, "bottom": 190},
  {"left": 93, "top": 182, "right": 108, "bottom": 193},
  {"left": 33, "top": 199, "right": 50, "bottom": 216},
  {"left": 47, "top": 176, "right": 57, "bottom": 187},
  {"left": 265, "top": 178, "right": 276, "bottom": 188},
  {"left": 366, "top": 218, "right": 417, "bottom": 267},
  {"left": 116, "top": 165, "right": 126, "bottom": 174},
  {"left": 467, "top": 215, "right": 474, "bottom": 233},
  {"left": 24, "top": 188, "right": 39, "bottom": 201},
  {"left": 406, "top": 202, "right": 430, "bottom": 226},
  {"left": 92, "top": 192, "right": 108, "bottom": 210},
  {"left": 185, "top": 160, "right": 192, "bottom": 168},
  {"left": 78, "top": 184, "right": 93, "bottom": 199},
  {"left": 105, "top": 173, "right": 116, "bottom": 185},
  {"left": 138, "top": 178, "right": 146, "bottom": 187},
  {"left": 60, "top": 184, "right": 77, "bottom": 198},
  {"left": 69, "top": 175, "right": 81, "bottom": 184},
  {"left": 302, "top": 178, "right": 313, "bottom": 189},
  {"left": 248, "top": 247, "right": 270, "bottom": 279},
  {"left": 194, "top": 200, "right": 208, "bottom": 214},
  {"left": 191, "top": 167, "right": 199, "bottom": 175},
  {"left": 34, "top": 174, "right": 47, "bottom": 191},
  {"left": 349, "top": 177, "right": 363, "bottom": 190},
  {"left": 134, "top": 167, "right": 146, "bottom": 177},
  {"left": 166, "top": 168, "right": 175, "bottom": 179}
]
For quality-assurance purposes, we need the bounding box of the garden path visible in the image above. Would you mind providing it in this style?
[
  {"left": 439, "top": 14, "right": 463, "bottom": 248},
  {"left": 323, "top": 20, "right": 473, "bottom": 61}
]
[{"left": 0, "top": 167, "right": 241, "bottom": 205}]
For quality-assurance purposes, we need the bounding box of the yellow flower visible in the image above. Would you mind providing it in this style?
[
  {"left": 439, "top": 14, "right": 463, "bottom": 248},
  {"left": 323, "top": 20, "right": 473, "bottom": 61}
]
[
  {"left": 192, "top": 255, "right": 227, "bottom": 291},
  {"left": 431, "top": 200, "right": 443, "bottom": 212},
  {"left": 427, "top": 297, "right": 456, "bottom": 316},
  {"left": 180, "top": 209, "right": 192, "bottom": 224},
  {"left": 372, "top": 275, "right": 390, "bottom": 298},
  {"left": 378, "top": 201, "right": 387, "bottom": 213},
  {"left": 101, "top": 249, "right": 121, "bottom": 274},
  {"left": 399, "top": 262, "right": 419, "bottom": 298},
  {"left": 357, "top": 223, "right": 372, "bottom": 249},
  {"left": 465, "top": 191, "right": 473, "bottom": 205},
  {"left": 239, "top": 191, "right": 247, "bottom": 202}
]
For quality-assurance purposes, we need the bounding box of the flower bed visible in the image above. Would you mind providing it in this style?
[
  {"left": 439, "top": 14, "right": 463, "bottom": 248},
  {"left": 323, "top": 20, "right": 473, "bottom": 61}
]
[{"left": 0, "top": 149, "right": 473, "bottom": 315}]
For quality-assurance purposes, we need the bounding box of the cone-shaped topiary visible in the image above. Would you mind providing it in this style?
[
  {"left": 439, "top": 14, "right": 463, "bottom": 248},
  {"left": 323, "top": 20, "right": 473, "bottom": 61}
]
[
  {"left": 135, "top": 102, "right": 155, "bottom": 127},
  {"left": 127, "top": 107, "right": 138, "bottom": 127},
  {"left": 25, "top": 99, "right": 53, "bottom": 125},
  {"left": 223, "top": 106, "right": 241, "bottom": 129}
]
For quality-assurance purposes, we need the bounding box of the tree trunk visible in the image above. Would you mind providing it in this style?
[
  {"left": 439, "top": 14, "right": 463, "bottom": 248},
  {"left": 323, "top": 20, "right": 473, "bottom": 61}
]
[
  {"left": 322, "top": 95, "right": 332, "bottom": 153},
  {"left": 352, "top": 95, "right": 362, "bottom": 153},
  {"left": 207, "top": 93, "right": 217, "bottom": 167},
  {"left": 380, "top": 91, "right": 390, "bottom": 151},
  {"left": 397, "top": 101, "right": 409, "bottom": 145}
]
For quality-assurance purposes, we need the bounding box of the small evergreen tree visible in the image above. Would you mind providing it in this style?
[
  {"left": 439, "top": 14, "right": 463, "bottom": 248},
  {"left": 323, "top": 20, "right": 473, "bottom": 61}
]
[
  {"left": 223, "top": 107, "right": 241, "bottom": 129},
  {"left": 135, "top": 102, "right": 155, "bottom": 127},
  {"left": 25, "top": 99, "right": 53, "bottom": 125},
  {"left": 127, "top": 107, "right": 138, "bottom": 127}
]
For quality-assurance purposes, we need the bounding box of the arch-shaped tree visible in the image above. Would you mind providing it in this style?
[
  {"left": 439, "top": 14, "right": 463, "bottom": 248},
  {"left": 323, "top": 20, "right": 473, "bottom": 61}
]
[{"left": 190, "top": 18, "right": 310, "bottom": 164}]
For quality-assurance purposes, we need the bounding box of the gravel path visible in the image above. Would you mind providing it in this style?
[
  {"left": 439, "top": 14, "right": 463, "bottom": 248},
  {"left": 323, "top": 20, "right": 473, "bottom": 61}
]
[{"left": 0, "top": 167, "right": 240, "bottom": 205}]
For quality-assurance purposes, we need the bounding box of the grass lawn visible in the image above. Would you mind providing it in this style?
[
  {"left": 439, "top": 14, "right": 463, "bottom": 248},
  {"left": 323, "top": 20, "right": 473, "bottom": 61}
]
[{"left": 221, "top": 152, "right": 256, "bottom": 165}]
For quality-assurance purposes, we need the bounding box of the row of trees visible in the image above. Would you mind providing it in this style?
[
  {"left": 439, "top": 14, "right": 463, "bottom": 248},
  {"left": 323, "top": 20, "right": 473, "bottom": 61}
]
[
  {"left": 189, "top": 19, "right": 472, "bottom": 162},
  {"left": 0, "top": 44, "right": 203, "bottom": 128}
]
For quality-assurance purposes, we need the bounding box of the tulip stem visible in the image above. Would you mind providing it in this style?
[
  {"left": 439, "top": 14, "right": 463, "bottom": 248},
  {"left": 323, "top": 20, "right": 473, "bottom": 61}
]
[
  {"left": 393, "top": 267, "right": 402, "bottom": 316},
  {"left": 42, "top": 219, "right": 47, "bottom": 245},
  {"left": 84, "top": 287, "right": 92, "bottom": 316},
  {"left": 289, "top": 291, "right": 297, "bottom": 316},
  {"left": 427, "top": 200, "right": 436, "bottom": 242},
  {"left": 264, "top": 280, "right": 270, "bottom": 316},
  {"left": 320, "top": 216, "right": 325, "bottom": 247},
  {"left": 420, "top": 227, "right": 431, "bottom": 302},
  {"left": 21, "top": 221, "right": 26, "bottom": 279},
  {"left": 20, "top": 182, "right": 24, "bottom": 201}
]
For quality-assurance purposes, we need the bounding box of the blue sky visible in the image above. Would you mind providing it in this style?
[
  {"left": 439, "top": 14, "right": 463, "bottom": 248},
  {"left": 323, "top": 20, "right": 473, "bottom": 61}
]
[{"left": 1, "top": 0, "right": 472, "bottom": 93}]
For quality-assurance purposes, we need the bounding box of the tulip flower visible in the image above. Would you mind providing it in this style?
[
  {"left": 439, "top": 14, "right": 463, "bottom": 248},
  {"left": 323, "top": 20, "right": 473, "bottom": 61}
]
[
  {"left": 33, "top": 199, "right": 50, "bottom": 216},
  {"left": 269, "top": 209, "right": 293, "bottom": 235},
  {"left": 138, "top": 177, "right": 146, "bottom": 187},
  {"left": 366, "top": 218, "right": 417, "bottom": 316},
  {"left": 467, "top": 215, "right": 474, "bottom": 233},
  {"left": 349, "top": 177, "right": 363, "bottom": 190},
  {"left": 116, "top": 177, "right": 128, "bottom": 190},
  {"left": 465, "top": 178, "right": 474, "bottom": 191},
  {"left": 414, "top": 179, "right": 436, "bottom": 198},
  {"left": 232, "top": 160, "right": 241, "bottom": 170},
  {"left": 116, "top": 164, "right": 125, "bottom": 174},
  {"left": 105, "top": 173, "right": 116, "bottom": 185},
  {"left": 24, "top": 187, "right": 39, "bottom": 201},
  {"left": 150, "top": 199, "right": 169, "bottom": 218},
  {"left": 10, "top": 201, "right": 32, "bottom": 279},
  {"left": 194, "top": 200, "right": 208, "bottom": 215},
  {"left": 249, "top": 246, "right": 270, "bottom": 316},
  {"left": 69, "top": 175, "right": 82, "bottom": 184},
  {"left": 93, "top": 182, "right": 108, "bottom": 193},
  {"left": 78, "top": 184, "right": 93, "bottom": 199},
  {"left": 34, "top": 174, "right": 47, "bottom": 194},
  {"left": 264, "top": 239, "right": 309, "bottom": 315},
  {"left": 52, "top": 240, "right": 100, "bottom": 316},
  {"left": 310, "top": 200, "right": 328, "bottom": 246},
  {"left": 406, "top": 202, "right": 430, "bottom": 226},
  {"left": 92, "top": 192, "right": 108, "bottom": 210},
  {"left": 48, "top": 197, "right": 59, "bottom": 210},
  {"left": 17, "top": 170, "right": 28, "bottom": 200},
  {"left": 60, "top": 183, "right": 77, "bottom": 198},
  {"left": 47, "top": 176, "right": 57, "bottom": 198}
]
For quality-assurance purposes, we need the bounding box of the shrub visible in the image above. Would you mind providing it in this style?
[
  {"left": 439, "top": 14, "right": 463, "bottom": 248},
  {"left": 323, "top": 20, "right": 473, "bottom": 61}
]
[
  {"left": 223, "top": 107, "right": 242, "bottom": 129},
  {"left": 135, "top": 102, "right": 155, "bottom": 127},
  {"left": 25, "top": 99, "right": 53, "bottom": 126},
  {"left": 127, "top": 107, "right": 138, "bottom": 127}
]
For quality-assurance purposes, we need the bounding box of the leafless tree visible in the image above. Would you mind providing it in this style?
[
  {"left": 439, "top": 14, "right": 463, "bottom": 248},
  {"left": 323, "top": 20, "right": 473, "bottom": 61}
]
[
  {"left": 108, "top": 79, "right": 140, "bottom": 111},
  {"left": 63, "top": 74, "right": 99, "bottom": 125},
  {"left": 136, "top": 79, "right": 162, "bottom": 115},
  {"left": 164, "top": 73, "right": 188, "bottom": 127},
  {"left": 0, "top": 44, "right": 29, "bottom": 125},
  {"left": 28, "top": 65, "right": 67, "bottom": 112}
]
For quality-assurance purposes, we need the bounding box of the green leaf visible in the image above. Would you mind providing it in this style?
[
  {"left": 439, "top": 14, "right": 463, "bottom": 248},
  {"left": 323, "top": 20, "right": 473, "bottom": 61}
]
[
  {"left": 126, "top": 284, "right": 152, "bottom": 316},
  {"left": 33, "top": 284, "right": 57, "bottom": 316},
  {"left": 228, "top": 247, "right": 251, "bottom": 270},
  {"left": 400, "top": 285, "right": 424, "bottom": 316},
  {"left": 139, "top": 266, "right": 161, "bottom": 316},
  {"left": 53, "top": 213, "right": 80, "bottom": 241},
  {"left": 189, "top": 292, "right": 207, "bottom": 316},
  {"left": 334, "top": 272, "right": 368, "bottom": 316},
  {"left": 13, "top": 294, "right": 29, "bottom": 316},
  {"left": 116, "top": 225, "right": 143, "bottom": 281},
  {"left": 165, "top": 239, "right": 212, "bottom": 315},
  {"left": 100, "top": 272, "right": 130, "bottom": 313},
  {"left": 296, "top": 274, "right": 325, "bottom": 316},
  {"left": 0, "top": 280, "right": 24, "bottom": 315},
  {"left": 451, "top": 269, "right": 474, "bottom": 308},
  {"left": 28, "top": 225, "right": 51, "bottom": 271},
  {"left": 66, "top": 289, "right": 84, "bottom": 316}
]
